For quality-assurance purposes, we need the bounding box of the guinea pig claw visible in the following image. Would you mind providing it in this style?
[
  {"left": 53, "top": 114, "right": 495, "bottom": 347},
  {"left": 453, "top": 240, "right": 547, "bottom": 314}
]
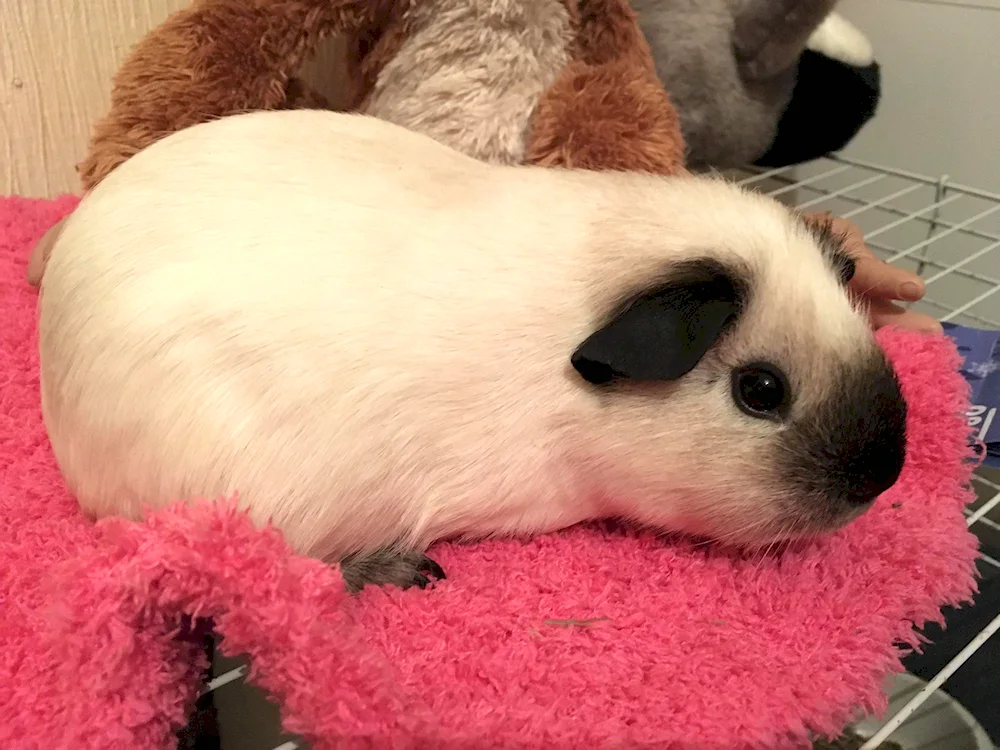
[
  {"left": 410, "top": 571, "right": 432, "bottom": 590},
  {"left": 390, "top": 553, "right": 447, "bottom": 590},
  {"left": 417, "top": 556, "right": 447, "bottom": 583},
  {"left": 339, "top": 548, "right": 447, "bottom": 593}
]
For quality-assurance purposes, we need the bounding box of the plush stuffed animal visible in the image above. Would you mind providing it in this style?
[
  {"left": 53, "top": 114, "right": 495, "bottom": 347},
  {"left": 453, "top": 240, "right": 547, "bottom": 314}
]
[
  {"left": 631, "top": 0, "right": 881, "bottom": 169},
  {"left": 756, "top": 10, "right": 881, "bottom": 168},
  {"left": 75, "top": 0, "right": 686, "bottom": 192}
]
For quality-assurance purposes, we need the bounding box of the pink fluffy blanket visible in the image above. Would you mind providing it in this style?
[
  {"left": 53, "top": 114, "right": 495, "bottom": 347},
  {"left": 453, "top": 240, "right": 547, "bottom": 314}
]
[{"left": 0, "top": 196, "right": 981, "bottom": 749}]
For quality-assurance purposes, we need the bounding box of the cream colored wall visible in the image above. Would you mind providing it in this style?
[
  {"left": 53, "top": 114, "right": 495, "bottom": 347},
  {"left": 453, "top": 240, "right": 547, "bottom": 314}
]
[
  {"left": 0, "top": 0, "right": 351, "bottom": 198},
  {"left": 838, "top": 0, "right": 1000, "bottom": 192},
  {"left": 1, "top": 0, "right": 182, "bottom": 197}
]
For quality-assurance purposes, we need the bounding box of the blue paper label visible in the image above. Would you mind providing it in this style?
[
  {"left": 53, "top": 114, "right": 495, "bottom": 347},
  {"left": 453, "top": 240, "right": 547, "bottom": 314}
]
[{"left": 942, "top": 322, "right": 1000, "bottom": 468}]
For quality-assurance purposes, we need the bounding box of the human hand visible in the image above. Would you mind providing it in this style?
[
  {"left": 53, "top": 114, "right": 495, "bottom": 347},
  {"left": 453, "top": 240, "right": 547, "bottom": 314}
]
[{"left": 804, "top": 211, "right": 943, "bottom": 335}]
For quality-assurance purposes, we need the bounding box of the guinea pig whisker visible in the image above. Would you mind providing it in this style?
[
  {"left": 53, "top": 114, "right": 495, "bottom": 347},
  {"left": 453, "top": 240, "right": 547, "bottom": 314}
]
[
  {"left": 751, "top": 520, "right": 800, "bottom": 568},
  {"left": 722, "top": 519, "right": 774, "bottom": 544},
  {"left": 689, "top": 516, "right": 779, "bottom": 550},
  {"left": 854, "top": 280, "right": 882, "bottom": 298},
  {"left": 752, "top": 535, "right": 777, "bottom": 567}
]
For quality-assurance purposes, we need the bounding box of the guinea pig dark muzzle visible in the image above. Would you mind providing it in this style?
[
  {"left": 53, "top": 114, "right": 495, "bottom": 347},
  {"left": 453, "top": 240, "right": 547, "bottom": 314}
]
[{"left": 780, "top": 352, "right": 908, "bottom": 524}]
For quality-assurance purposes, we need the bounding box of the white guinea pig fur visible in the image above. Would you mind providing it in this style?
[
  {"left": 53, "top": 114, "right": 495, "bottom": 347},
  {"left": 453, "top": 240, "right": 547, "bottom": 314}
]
[{"left": 38, "top": 110, "right": 907, "bottom": 579}]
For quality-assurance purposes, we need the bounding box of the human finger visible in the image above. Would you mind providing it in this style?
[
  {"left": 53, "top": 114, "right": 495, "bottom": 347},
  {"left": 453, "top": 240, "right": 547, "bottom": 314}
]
[{"left": 866, "top": 297, "right": 943, "bottom": 334}]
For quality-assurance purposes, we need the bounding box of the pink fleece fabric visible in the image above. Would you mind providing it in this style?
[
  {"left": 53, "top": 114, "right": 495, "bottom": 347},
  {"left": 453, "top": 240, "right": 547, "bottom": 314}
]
[{"left": 0, "top": 196, "right": 981, "bottom": 749}]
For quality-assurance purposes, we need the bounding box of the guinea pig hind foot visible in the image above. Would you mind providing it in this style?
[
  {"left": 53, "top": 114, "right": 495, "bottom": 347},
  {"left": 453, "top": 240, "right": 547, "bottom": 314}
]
[{"left": 338, "top": 548, "right": 446, "bottom": 594}]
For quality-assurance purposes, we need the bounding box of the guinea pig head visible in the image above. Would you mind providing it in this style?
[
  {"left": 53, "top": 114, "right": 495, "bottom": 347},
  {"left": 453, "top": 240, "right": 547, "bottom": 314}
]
[{"left": 571, "top": 196, "right": 907, "bottom": 547}]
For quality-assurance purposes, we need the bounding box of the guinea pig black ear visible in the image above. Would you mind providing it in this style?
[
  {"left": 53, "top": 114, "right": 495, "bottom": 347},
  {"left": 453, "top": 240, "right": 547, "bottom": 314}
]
[{"left": 571, "top": 260, "right": 747, "bottom": 385}]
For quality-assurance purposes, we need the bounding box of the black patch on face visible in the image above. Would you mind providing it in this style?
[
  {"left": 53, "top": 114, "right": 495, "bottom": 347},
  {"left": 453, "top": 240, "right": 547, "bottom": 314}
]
[
  {"left": 778, "top": 352, "right": 907, "bottom": 513},
  {"left": 805, "top": 217, "right": 856, "bottom": 286},
  {"left": 572, "top": 258, "right": 750, "bottom": 385}
]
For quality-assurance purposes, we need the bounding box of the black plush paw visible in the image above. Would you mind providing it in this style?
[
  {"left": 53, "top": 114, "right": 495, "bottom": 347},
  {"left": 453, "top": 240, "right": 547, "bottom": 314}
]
[
  {"left": 754, "top": 50, "right": 881, "bottom": 168},
  {"left": 339, "top": 548, "right": 446, "bottom": 594}
]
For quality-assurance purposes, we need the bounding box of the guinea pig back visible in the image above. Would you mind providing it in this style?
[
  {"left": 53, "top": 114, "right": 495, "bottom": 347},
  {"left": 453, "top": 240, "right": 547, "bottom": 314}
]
[{"left": 37, "top": 110, "right": 906, "bottom": 564}]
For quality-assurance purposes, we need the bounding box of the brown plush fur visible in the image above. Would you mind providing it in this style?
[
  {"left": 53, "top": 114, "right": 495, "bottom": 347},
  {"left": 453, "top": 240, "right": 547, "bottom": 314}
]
[
  {"left": 76, "top": 0, "right": 685, "bottom": 193},
  {"left": 76, "top": 0, "right": 383, "bottom": 190},
  {"left": 526, "top": 0, "right": 685, "bottom": 173}
]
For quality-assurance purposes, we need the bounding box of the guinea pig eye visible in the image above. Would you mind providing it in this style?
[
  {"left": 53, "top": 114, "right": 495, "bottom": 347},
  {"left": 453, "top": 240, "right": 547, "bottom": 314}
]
[{"left": 731, "top": 363, "right": 790, "bottom": 421}]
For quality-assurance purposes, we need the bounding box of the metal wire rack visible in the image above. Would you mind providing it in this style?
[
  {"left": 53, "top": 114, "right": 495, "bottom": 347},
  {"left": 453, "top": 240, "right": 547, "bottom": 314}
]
[
  {"left": 190, "top": 156, "right": 1000, "bottom": 750},
  {"left": 737, "top": 155, "right": 1000, "bottom": 329}
]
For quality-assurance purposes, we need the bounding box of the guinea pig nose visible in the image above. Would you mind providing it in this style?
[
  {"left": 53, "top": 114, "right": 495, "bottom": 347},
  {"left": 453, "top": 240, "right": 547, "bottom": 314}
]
[
  {"left": 731, "top": 363, "right": 790, "bottom": 420},
  {"left": 843, "top": 473, "right": 899, "bottom": 506},
  {"left": 776, "top": 353, "right": 908, "bottom": 518}
]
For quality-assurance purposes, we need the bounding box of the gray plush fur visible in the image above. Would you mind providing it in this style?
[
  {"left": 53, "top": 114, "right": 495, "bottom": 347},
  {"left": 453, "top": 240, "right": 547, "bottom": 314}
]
[{"left": 631, "top": 0, "right": 839, "bottom": 168}]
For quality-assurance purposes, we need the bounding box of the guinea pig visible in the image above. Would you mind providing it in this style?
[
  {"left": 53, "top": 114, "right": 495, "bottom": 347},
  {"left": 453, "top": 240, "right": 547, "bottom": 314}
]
[{"left": 37, "top": 109, "right": 907, "bottom": 590}]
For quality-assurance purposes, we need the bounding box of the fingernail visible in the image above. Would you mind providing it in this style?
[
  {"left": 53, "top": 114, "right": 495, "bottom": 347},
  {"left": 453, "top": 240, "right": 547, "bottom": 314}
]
[{"left": 900, "top": 281, "right": 922, "bottom": 300}]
